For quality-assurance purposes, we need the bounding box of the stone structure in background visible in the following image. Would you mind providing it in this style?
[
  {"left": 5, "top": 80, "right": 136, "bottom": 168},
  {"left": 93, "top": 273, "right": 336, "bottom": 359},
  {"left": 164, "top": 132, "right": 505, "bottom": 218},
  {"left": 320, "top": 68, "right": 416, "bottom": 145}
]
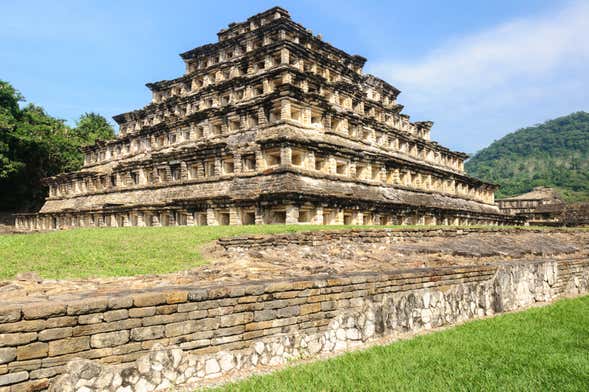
[
  {"left": 15, "top": 7, "right": 516, "bottom": 231},
  {"left": 559, "top": 202, "right": 589, "bottom": 227},
  {"left": 497, "top": 187, "right": 565, "bottom": 225}
]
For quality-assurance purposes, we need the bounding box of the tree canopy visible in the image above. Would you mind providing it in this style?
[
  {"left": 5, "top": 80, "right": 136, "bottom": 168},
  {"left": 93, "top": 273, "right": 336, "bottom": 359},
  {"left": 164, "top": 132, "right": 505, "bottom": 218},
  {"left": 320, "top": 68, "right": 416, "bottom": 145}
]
[
  {"left": 0, "top": 80, "right": 115, "bottom": 212},
  {"left": 465, "top": 111, "right": 589, "bottom": 202}
]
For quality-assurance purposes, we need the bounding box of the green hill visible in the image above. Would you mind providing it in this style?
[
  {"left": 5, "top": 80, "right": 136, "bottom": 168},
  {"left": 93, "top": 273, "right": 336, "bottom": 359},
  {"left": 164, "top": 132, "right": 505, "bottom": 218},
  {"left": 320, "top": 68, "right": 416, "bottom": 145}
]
[{"left": 465, "top": 111, "right": 589, "bottom": 202}]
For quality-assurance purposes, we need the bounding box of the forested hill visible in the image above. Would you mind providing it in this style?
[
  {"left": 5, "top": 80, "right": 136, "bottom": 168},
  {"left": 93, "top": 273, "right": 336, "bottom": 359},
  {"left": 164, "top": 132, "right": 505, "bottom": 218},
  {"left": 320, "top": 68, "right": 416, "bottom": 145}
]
[{"left": 465, "top": 111, "right": 589, "bottom": 202}]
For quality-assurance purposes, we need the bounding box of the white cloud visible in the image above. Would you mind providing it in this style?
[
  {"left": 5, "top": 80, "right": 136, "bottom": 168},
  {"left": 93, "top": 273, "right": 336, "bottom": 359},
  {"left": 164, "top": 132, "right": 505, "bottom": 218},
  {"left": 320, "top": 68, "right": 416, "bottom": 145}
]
[
  {"left": 371, "top": 1, "right": 589, "bottom": 95},
  {"left": 368, "top": 1, "right": 589, "bottom": 151}
]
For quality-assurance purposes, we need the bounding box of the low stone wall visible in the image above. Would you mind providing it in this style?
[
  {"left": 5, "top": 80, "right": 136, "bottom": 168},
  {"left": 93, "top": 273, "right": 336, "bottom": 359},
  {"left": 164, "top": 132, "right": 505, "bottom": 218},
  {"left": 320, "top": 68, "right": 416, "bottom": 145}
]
[{"left": 1, "top": 258, "right": 588, "bottom": 391}]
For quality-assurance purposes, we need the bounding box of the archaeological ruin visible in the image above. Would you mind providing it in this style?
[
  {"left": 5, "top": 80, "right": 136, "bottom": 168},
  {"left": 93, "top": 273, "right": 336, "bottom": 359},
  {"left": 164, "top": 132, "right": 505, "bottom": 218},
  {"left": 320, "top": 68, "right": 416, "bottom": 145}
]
[
  {"left": 497, "top": 187, "right": 564, "bottom": 217},
  {"left": 15, "top": 7, "right": 518, "bottom": 231}
]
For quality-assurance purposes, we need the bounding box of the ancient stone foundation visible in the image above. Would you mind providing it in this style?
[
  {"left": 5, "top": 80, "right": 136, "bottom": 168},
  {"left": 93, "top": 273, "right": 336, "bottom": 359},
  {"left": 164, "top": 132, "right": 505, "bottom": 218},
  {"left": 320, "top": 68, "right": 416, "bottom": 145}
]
[{"left": 0, "top": 257, "right": 587, "bottom": 391}]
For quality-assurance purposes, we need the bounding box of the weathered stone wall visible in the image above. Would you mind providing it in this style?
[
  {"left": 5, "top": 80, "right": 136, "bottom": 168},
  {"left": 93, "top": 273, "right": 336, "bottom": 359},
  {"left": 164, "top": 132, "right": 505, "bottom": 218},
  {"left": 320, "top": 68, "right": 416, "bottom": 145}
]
[{"left": 1, "top": 258, "right": 587, "bottom": 391}]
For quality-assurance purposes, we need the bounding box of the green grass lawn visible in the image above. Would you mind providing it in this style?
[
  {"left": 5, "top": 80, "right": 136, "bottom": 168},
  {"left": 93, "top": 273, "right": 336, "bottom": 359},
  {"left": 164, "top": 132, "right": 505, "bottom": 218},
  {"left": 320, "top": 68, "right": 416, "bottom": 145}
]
[{"left": 216, "top": 295, "right": 589, "bottom": 392}]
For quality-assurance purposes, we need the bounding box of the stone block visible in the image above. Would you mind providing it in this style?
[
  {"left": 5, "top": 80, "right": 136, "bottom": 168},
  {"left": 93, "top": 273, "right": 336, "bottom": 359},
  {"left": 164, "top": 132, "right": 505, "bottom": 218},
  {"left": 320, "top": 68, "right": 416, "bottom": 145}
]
[
  {"left": 111, "top": 342, "right": 142, "bottom": 355},
  {"left": 237, "top": 295, "right": 260, "bottom": 304},
  {"left": 245, "top": 320, "right": 273, "bottom": 332},
  {"left": 242, "top": 327, "right": 281, "bottom": 341},
  {"left": 272, "top": 290, "right": 299, "bottom": 300},
  {"left": 187, "top": 310, "right": 208, "bottom": 320},
  {"left": 38, "top": 328, "right": 72, "bottom": 342},
  {"left": 0, "top": 333, "right": 37, "bottom": 348},
  {"left": 220, "top": 312, "right": 254, "bottom": 327},
  {"left": 140, "top": 338, "right": 169, "bottom": 350},
  {"left": 265, "top": 281, "right": 303, "bottom": 293},
  {"left": 178, "top": 339, "right": 210, "bottom": 350},
  {"left": 207, "top": 306, "right": 235, "bottom": 317},
  {"left": 132, "top": 292, "right": 167, "bottom": 307},
  {"left": 12, "top": 378, "right": 49, "bottom": 391},
  {"left": 48, "top": 337, "right": 90, "bottom": 356},
  {"left": 207, "top": 287, "right": 234, "bottom": 300},
  {"left": 177, "top": 303, "right": 199, "bottom": 313},
  {"left": 108, "top": 296, "right": 133, "bottom": 310},
  {"left": 204, "top": 358, "right": 220, "bottom": 375},
  {"left": 187, "top": 289, "right": 208, "bottom": 302},
  {"left": 0, "top": 320, "right": 44, "bottom": 334},
  {"left": 90, "top": 331, "right": 130, "bottom": 349},
  {"left": 242, "top": 284, "right": 265, "bottom": 296},
  {"left": 7, "top": 358, "right": 41, "bottom": 372},
  {"left": 16, "top": 342, "right": 48, "bottom": 361},
  {"left": 45, "top": 317, "right": 77, "bottom": 329},
  {"left": 189, "top": 330, "right": 214, "bottom": 341},
  {"left": 155, "top": 305, "right": 177, "bottom": 315},
  {"left": 165, "top": 291, "right": 188, "bottom": 304},
  {"left": 0, "top": 348, "right": 16, "bottom": 365},
  {"left": 164, "top": 321, "right": 198, "bottom": 338},
  {"left": 214, "top": 326, "right": 245, "bottom": 338},
  {"left": 78, "top": 313, "right": 104, "bottom": 324},
  {"left": 21, "top": 303, "right": 65, "bottom": 320},
  {"left": 29, "top": 366, "right": 63, "bottom": 380},
  {"left": 141, "top": 313, "right": 186, "bottom": 327},
  {"left": 233, "top": 302, "right": 263, "bottom": 313},
  {"left": 276, "top": 306, "right": 300, "bottom": 318},
  {"left": 104, "top": 351, "right": 144, "bottom": 365},
  {"left": 195, "top": 317, "right": 220, "bottom": 331},
  {"left": 130, "top": 326, "right": 164, "bottom": 341},
  {"left": 128, "top": 307, "right": 156, "bottom": 318},
  {"left": 72, "top": 319, "right": 141, "bottom": 337},
  {"left": 211, "top": 336, "right": 247, "bottom": 349},
  {"left": 253, "top": 309, "right": 276, "bottom": 322},
  {"left": 66, "top": 298, "right": 108, "bottom": 315},
  {"left": 0, "top": 306, "right": 21, "bottom": 324},
  {"left": 103, "top": 309, "right": 128, "bottom": 322},
  {"left": 300, "top": 303, "right": 322, "bottom": 315},
  {"left": 0, "top": 371, "right": 28, "bottom": 387},
  {"left": 262, "top": 299, "right": 295, "bottom": 310}
]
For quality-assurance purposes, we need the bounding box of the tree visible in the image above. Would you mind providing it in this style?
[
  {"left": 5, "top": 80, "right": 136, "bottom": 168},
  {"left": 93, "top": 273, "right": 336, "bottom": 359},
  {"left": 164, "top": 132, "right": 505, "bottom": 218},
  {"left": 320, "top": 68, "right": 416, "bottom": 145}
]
[
  {"left": 0, "top": 81, "right": 25, "bottom": 178},
  {"left": 0, "top": 80, "right": 116, "bottom": 211},
  {"left": 73, "top": 112, "right": 115, "bottom": 146}
]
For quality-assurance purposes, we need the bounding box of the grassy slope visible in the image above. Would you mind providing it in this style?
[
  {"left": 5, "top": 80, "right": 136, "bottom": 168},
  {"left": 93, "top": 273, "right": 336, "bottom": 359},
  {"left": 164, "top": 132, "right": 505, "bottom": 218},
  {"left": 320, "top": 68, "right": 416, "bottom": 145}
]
[
  {"left": 0, "top": 225, "right": 371, "bottom": 280},
  {"left": 217, "top": 296, "right": 589, "bottom": 392}
]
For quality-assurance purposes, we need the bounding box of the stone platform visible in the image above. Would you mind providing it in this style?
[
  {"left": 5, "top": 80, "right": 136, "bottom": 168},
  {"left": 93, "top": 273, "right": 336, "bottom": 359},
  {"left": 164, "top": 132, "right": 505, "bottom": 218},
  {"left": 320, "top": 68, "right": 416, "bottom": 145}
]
[{"left": 0, "top": 228, "right": 588, "bottom": 391}]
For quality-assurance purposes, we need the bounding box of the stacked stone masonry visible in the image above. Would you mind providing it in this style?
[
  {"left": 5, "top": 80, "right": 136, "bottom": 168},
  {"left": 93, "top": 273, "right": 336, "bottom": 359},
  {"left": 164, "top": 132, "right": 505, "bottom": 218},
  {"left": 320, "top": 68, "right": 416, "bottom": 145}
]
[
  {"left": 15, "top": 7, "right": 518, "bottom": 231},
  {"left": 0, "top": 256, "right": 587, "bottom": 391}
]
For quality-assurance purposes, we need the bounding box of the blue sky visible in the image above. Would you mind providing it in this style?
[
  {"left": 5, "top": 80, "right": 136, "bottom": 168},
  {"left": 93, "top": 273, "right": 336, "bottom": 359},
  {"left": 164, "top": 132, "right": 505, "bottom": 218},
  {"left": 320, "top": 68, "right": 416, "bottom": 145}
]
[{"left": 1, "top": 0, "right": 587, "bottom": 153}]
